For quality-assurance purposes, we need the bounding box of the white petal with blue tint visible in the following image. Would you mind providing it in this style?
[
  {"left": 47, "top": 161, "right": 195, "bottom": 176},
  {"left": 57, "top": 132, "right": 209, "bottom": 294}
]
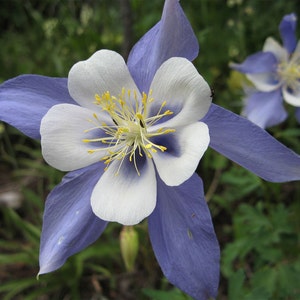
[
  {"left": 277, "top": 41, "right": 300, "bottom": 106},
  {"left": 41, "top": 103, "right": 111, "bottom": 171},
  {"left": 91, "top": 158, "right": 157, "bottom": 225},
  {"left": 68, "top": 50, "right": 141, "bottom": 110},
  {"left": 263, "top": 37, "right": 288, "bottom": 62},
  {"left": 148, "top": 57, "right": 211, "bottom": 129},
  {"left": 282, "top": 85, "right": 300, "bottom": 106},
  {"left": 246, "top": 72, "right": 281, "bottom": 92},
  {"left": 153, "top": 122, "right": 210, "bottom": 186}
]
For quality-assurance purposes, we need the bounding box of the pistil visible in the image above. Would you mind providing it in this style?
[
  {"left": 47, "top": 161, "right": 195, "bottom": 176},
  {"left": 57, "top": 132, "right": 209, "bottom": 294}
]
[{"left": 277, "top": 58, "right": 300, "bottom": 90}]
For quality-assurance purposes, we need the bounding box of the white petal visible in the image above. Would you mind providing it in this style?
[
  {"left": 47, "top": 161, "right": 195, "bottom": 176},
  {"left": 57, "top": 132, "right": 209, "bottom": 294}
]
[
  {"left": 147, "top": 57, "right": 211, "bottom": 129},
  {"left": 282, "top": 85, "right": 300, "bottom": 107},
  {"left": 263, "top": 37, "right": 288, "bottom": 62},
  {"left": 153, "top": 122, "right": 210, "bottom": 186},
  {"left": 281, "top": 41, "right": 300, "bottom": 107},
  {"left": 41, "top": 103, "right": 110, "bottom": 171},
  {"left": 246, "top": 73, "right": 281, "bottom": 92},
  {"left": 91, "top": 158, "right": 157, "bottom": 225},
  {"left": 68, "top": 50, "right": 141, "bottom": 110}
]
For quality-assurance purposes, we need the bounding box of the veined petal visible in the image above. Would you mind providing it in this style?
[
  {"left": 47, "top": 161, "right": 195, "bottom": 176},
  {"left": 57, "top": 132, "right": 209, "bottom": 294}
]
[
  {"left": 153, "top": 122, "right": 209, "bottom": 186},
  {"left": 149, "top": 57, "right": 211, "bottom": 129},
  {"left": 279, "top": 13, "right": 297, "bottom": 54},
  {"left": 148, "top": 174, "right": 220, "bottom": 300},
  {"left": 243, "top": 90, "right": 287, "bottom": 128},
  {"left": 282, "top": 84, "right": 300, "bottom": 107},
  {"left": 68, "top": 50, "right": 140, "bottom": 110},
  {"left": 91, "top": 157, "right": 157, "bottom": 225},
  {"left": 41, "top": 103, "right": 111, "bottom": 171},
  {"left": 0, "top": 75, "right": 75, "bottom": 139},
  {"left": 263, "top": 37, "right": 289, "bottom": 62},
  {"left": 230, "top": 51, "right": 278, "bottom": 74},
  {"left": 246, "top": 72, "right": 281, "bottom": 92},
  {"left": 203, "top": 104, "right": 300, "bottom": 182},
  {"left": 127, "top": 0, "right": 199, "bottom": 93},
  {"left": 39, "top": 163, "right": 107, "bottom": 274}
]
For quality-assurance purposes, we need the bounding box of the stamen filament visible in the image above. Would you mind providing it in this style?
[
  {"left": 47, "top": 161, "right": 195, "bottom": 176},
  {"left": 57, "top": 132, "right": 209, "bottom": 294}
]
[
  {"left": 277, "top": 57, "right": 300, "bottom": 90},
  {"left": 83, "top": 89, "right": 175, "bottom": 175}
]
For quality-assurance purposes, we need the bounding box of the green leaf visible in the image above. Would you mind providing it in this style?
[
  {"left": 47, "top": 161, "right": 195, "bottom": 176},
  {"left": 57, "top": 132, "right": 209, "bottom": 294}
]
[
  {"left": 228, "top": 269, "right": 245, "bottom": 300},
  {"left": 142, "top": 288, "right": 193, "bottom": 300}
]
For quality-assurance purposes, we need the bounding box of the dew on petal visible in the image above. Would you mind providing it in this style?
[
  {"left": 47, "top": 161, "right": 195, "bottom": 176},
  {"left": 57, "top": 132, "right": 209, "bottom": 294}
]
[
  {"left": 187, "top": 229, "right": 193, "bottom": 240},
  {"left": 57, "top": 236, "right": 65, "bottom": 245}
]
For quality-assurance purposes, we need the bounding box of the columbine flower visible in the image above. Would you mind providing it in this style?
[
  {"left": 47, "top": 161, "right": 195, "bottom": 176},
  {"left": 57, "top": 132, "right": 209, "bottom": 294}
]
[
  {"left": 231, "top": 13, "right": 300, "bottom": 128},
  {"left": 1, "top": 1, "right": 300, "bottom": 299},
  {"left": 40, "top": 49, "right": 211, "bottom": 225}
]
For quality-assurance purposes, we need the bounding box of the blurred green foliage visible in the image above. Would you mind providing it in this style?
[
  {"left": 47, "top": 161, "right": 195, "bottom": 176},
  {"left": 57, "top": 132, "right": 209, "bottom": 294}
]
[{"left": 0, "top": 0, "right": 300, "bottom": 299}]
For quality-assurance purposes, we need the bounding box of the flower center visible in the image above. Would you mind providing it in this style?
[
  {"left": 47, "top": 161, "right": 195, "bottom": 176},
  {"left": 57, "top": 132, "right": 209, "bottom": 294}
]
[
  {"left": 82, "top": 88, "right": 175, "bottom": 175},
  {"left": 277, "top": 57, "right": 300, "bottom": 90}
]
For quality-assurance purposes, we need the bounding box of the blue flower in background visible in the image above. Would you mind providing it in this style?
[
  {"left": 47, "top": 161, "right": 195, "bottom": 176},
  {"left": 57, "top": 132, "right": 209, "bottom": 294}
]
[
  {"left": 231, "top": 13, "right": 300, "bottom": 128},
  {"left": 1, "top": 1, "right": 300, "bottom": 299}
]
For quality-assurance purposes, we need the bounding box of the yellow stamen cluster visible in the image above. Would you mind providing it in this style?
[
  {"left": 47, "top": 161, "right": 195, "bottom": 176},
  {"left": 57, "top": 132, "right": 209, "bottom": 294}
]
[
  {"left": 277, "top": 56, "right": 300, "bottom": 90},
  {"left": 82, "top": 88, "right": 175, "bottom": 175}
]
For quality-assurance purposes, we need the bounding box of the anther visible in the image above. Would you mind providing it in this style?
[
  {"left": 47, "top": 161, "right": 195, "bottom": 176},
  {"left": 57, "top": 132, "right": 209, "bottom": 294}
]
[{"left": 84, "top": 89, "right": 175, "bottom": 175}]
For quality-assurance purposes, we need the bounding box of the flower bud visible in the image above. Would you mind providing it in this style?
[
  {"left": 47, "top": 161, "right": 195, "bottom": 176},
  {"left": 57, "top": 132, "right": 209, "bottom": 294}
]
[{"left": 120, "top": 226, "right": 139, "bottom": 272}]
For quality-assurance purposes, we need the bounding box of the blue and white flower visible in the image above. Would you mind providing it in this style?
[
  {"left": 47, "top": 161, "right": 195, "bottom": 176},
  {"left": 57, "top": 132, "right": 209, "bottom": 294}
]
[
  {"left": 1, "top": 1, "right": 300, "bottom": 299},
  {"left": 231, "top": 13, "right": 300, "bottom": 128},
  {"left": 40, "top": 49, "right": 211, "bottom": 225}
]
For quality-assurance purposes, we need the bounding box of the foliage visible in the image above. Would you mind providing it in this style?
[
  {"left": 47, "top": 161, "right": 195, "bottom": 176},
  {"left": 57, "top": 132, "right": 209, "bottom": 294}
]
[{"left": 1, "top": 0, "right": 300, "bottom": 299}]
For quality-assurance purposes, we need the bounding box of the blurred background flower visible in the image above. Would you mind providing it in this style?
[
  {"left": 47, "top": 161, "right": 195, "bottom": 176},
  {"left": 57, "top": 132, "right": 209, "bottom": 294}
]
[{"left": 231, "top": 13, "right": 300, "bottom": 128}]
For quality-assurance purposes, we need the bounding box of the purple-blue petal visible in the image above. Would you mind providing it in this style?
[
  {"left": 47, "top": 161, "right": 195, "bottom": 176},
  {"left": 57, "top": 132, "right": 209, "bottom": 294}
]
[
  {"left": 243, "top": 89, "right": 287, "bottom": 128},
  {"left": 295, "top": 107, "right": 300, "bottom": 123},
  {"left": 39, "top": 162, "right": 107, "bottom": 274},
  {"left": 127, "top": 0, "right": 199, "bottom": 93},
  {"left": 230, "top": 51, "right": 278, "bottom": 74},
  {"left": 203, "top": 104, "right": 300, "bottom": 182},
  {"left": 0, "top": 75, "right": 76, "bottom": 139},
  {"left": 279, "top": 13, "right": 297, "bottom": 54},
  {"left": 148, "top": 174, "right": 220, "bottom": 300}
]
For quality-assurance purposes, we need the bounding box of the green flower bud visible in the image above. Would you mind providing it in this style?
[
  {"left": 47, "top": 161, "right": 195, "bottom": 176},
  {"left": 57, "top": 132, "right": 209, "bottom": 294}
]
[{"left": 120, "top": 226, "right": 139, "bottom": 272}]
